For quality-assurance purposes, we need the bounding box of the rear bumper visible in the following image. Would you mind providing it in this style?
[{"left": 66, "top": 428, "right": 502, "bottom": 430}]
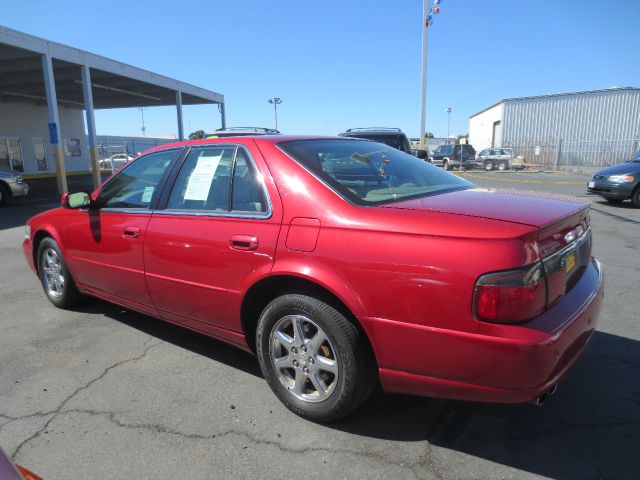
[{"left": 360, "top": 258, "right": 604, "bottom": 404}]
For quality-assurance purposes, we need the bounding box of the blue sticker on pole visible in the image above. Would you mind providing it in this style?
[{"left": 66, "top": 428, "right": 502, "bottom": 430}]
[{"left": 48, "top": 123, "right": 59, "bottom": 145}]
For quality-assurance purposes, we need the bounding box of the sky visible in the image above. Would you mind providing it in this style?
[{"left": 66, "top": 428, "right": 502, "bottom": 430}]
[{"left": 3, "top": 0, "right": 639, "bottom": 139}]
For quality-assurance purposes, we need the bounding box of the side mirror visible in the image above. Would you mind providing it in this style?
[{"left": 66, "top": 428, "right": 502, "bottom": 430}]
[{"left": 62, "top": 191, "right": 92, "bottom": 209}]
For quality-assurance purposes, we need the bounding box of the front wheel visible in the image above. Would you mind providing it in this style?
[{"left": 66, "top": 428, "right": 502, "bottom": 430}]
[
  {"left": 256, "top": 294, "right": 376, "bottom": 422},
  {"left": 631, "top": 188, "right": 640, "bottom": 208},
  {"left": 37, "top": 238, "right": 84, "bottom": 308},
  {"left": 443, "top": 160, "right": 450, "bottom": 171},
  {"left": 484, "top": 161, "right": 494, "bottom": 171}
]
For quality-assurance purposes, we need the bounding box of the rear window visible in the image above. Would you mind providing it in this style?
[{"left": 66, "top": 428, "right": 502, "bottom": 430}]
[{"left": 278, "top": 139, "right": 473, "bottom": 206}]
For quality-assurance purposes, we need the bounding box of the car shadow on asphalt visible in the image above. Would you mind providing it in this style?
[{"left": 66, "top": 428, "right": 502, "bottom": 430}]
[
  {"left": 335, "top": 330, "right": 640, "bottom": 480},
  {"left": 68, "top": 299, "right": 639, "bottom": 479},
  {"left": 71, "top": 299, "right": 262, "bottom": 378}
]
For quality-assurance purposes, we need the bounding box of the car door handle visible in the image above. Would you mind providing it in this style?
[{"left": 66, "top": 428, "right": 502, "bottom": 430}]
[
  {"left": 123, "top": 227, "right": 141, "bottom": 239},
  {"left": 230, "top": 235, "right": 259, "bottom": 251}
]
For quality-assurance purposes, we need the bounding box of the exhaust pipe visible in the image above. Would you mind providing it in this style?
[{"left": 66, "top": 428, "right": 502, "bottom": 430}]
[{"left": 532, "top": 384, "right": 559, "bottom": 406}]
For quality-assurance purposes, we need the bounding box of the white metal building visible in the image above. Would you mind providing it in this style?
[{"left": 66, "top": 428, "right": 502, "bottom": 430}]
[
  {"left": 469, "top": 87, "right": 640, "bottom": 167},
  {"left": 0, "top": 25, "right": 225, "bottom": 193}
]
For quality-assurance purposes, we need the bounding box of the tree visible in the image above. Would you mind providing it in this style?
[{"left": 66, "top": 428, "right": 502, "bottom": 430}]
[
  {"left": 455, "top": 133, "right": 469, "bottom": 144},
  {"left": 424, "top": 132, "right": 434, "bottom": 139},
  {"left": 188, "top": 130, "right": 207, "bottom": 140}
]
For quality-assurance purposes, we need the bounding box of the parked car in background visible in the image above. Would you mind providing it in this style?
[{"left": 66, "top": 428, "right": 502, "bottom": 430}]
[
  {"left": 339, "top": 128, "right": 412, "bottom": 154},
  {"left": 428, "top": 144, "right": 476, "bottom": 170},
  {"left": 206, "top": 127, "right": 280, "bottom": 138},
  {"left": 587, "top": 154, "right": 640, "bottom": 207},
  {"left": 475, "top": 148, "right": 525, "bottom": 171},
  {"left": 100, "top": 153, "right": 134, "bottom": 170},
  {"left": 0, "top": 168, "right": 29, "bottom": 206},
  {"left": 24, "top": 136, "right": 603, "bottom": 422}
]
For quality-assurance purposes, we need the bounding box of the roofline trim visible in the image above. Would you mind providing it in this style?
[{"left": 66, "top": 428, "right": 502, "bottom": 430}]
[
  {"left": 0, "top": 25, "right": 223, "bottom": 104},
  {"left": 469, "top": 86, "right": 640, "bottom": 119}
]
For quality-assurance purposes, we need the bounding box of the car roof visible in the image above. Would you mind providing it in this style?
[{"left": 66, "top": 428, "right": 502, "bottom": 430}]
[{"left": 141, "top": 135, "right": 353, "bottom": 155}]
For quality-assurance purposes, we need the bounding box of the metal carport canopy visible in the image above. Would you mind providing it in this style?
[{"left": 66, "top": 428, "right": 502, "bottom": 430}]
[{"left": 0, "top": 25, "right": 225, "bottom": 193}]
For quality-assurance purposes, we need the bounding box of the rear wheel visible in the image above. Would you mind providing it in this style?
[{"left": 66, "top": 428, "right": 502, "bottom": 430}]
[
  {"left": 256, "top": 294, "right": 376, "bottom": 422},
  {"left": 631, "top": 188, "right": 640, "bottom": 208},
  {"left": 497, "top": 161, "right": 507, "bottom": 171},
  {"left": 0, "top": 183, "right": 11, "bottom": 206},
  {"left": 484, "top": 161, "right": 494, "bottom": 171},
  {"left": 37, "top": 238, "right": 83, "bottom": 308}
]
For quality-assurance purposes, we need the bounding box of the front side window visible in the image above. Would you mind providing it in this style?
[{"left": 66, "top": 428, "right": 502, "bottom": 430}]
[
  {"left": 279, "top": 139, "right": 473, "bottom": 206},
  {"left": 98, "top": 149, "right": 178, "bottom": 209},
  {"left": 167, "top": 146, "right": 268, "bottom": 214}
]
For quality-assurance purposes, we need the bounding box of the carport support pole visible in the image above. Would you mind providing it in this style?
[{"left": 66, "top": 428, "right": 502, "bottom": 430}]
[
  {"left": 81, "top": 65, "right": 101, "bottom": 189},
  {"left": 419, "top": 0, "right": 429, "bottom": 150},
  {"left": 176, "top": 90, "right": 184, "bottom": 141},
  {"left": 220, "top": 102, "right": 227, "bottom": 130},
  {"left": 42, "top": 53, "right": 67, "bottom": 195}
]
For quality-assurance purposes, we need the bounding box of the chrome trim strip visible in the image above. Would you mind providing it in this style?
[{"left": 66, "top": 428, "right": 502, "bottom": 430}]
[
  {"left": 99, "top": 208, "right": 151, "bottom": 214},
  {"left": 151, "top": 209, "right": 272, "bottom": 220}
]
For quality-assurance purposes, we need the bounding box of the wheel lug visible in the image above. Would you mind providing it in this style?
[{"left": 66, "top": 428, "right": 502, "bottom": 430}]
[
  {"left": 301, "top": 345, "right": 307, "bottom": 352},
  {"left": 293, "top": 360, "right": 299, "bottom": 367},
  {"left": 308, "top": 357, "right": 314, "bottom": 364},
  {"left": 291, "top": 347, "right": 297, "bottom": 354},
  {"left": 303, "top": 366, "right": 309, "bottom": 374}
]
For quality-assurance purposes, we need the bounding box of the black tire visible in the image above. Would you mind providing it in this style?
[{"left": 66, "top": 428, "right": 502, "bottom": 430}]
[
  {"left": 256, "top": 293, "right": 376, "bottom": 422},
  {"left": 631, "top": 188, "right": 640, "bottom": 208},
  {"left": 497, "top": 161, "right": 507, "bottom": 171},
  {"left": 605, "top": 197, "right": 624, "bottom": 204},
  {"left": 443, "top": 160, "right": 449, "bottom": 171},
  {"left": 484, "top": 161, "right": 494, "bottom": 171},
  {"left": 0, "top": 183, "right": 11, "bottom": 206},
  {"left": 37, "top": 237, "right": 84, "bottom": 308}
]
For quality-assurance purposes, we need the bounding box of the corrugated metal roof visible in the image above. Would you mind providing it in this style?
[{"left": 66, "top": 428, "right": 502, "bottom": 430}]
[{"left": 469, "top": 86, "right": 640, "bottom": 119}]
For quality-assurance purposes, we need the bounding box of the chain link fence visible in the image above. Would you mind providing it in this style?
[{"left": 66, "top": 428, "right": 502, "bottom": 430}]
[
  {"left": 95, "top": 136, "right": 175, "bottom": 170},
  {"left": 505, "top": 138, "right": 640, "bottom": 173}
]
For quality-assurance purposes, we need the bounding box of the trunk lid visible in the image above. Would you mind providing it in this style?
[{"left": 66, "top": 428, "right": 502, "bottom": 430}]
[{"left": 380, "top": 188, "right": 588, "bottom": 228}]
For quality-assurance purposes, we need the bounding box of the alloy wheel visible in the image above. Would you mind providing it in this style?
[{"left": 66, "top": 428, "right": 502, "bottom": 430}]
[
  {"left": 269, "top": 314, "right": 338, "bottom": 402},
  {"left": 42, "top": 247, "right": 65, "bottom": 298}
]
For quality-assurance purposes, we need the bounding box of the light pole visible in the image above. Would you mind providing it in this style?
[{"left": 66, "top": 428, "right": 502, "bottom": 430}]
[
  {"left": 139, "top": 107, "right": 146, "bottom": 136},
  {"left": 267, "top": 97, "right": 283, "bottom": 130},
  {"left": 446, "top": 106, "right": 452, "bottom": 144},
  {"left": 419, "top": 0, "right": 444, "bottom": 150}
]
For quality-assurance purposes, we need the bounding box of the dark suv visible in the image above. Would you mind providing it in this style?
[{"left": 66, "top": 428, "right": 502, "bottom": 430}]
[
  {"left": 339, "top": 128, "right": 412, "bottom": 154},
  {"left": 429, "top": 144, "right": 476, "bottom": 170}
]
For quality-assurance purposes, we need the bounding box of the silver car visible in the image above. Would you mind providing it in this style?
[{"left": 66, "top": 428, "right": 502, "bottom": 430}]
[
  {"left": 0, "top": 169, "right": 29, "bottom": 206},
  {"left": 475, "top": 148, "right": 525, "bottom": 171}
]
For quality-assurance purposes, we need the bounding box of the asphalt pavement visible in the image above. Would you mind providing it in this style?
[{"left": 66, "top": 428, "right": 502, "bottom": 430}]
[{"left": 1, "top": 172, "right": 639, "bottom": 480}]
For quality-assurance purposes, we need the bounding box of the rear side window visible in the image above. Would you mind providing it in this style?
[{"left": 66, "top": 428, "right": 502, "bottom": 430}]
[
  {"left": 167, "top": 146, "right": 268, "bottom": 214},
  {"left": 279, "top": 139, "right": 473, "bottom": 206}
]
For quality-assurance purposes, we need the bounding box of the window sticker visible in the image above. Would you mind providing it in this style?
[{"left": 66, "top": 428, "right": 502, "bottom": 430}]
[
  {"left": 141, "top": 186, "right": 155, "bottom": 203},
  {"left": 184, "top": 153, "right": 223, "bottom": 201}
]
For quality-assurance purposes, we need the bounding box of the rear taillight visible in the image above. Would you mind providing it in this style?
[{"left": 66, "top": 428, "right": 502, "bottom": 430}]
[
  {"left": 473, "top": 263, "right": 546, "bottom": 323},
  {"left": 450, "top": 154, "right": 457, "bottom": 161}
]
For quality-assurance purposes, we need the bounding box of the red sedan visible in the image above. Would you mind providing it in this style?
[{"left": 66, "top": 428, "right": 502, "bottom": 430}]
[{"left": 23, "top": 136, "right": 604, "bottom": 422}]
